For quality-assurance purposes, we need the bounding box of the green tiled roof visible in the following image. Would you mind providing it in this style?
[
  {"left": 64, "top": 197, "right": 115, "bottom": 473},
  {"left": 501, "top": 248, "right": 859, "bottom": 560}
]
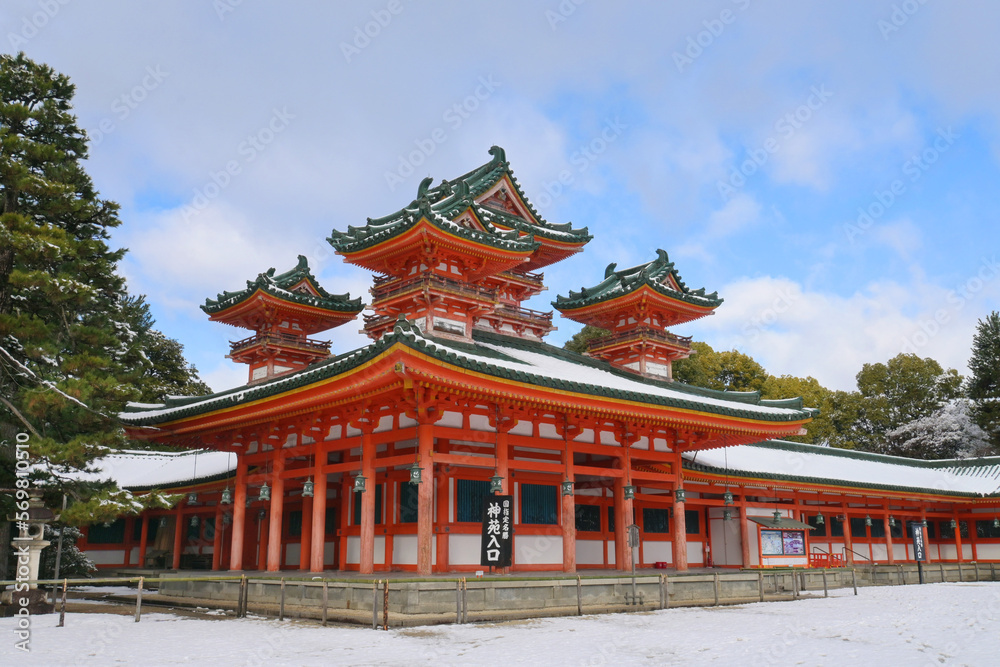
[
  {"left": 327, "top": 146, "right": 591, "bottom": 254},
  {"left": 201, "top": 255, "right": 363, "bottom": 315},
  {"left": 120, "top": 317, "right": 816, "bottom": 427},
  {"left": 553, "top": 249, "right": 723, "bottom": 311},
  {"left": 685, "top": 439, "right": 1000, "bottom": 498}
]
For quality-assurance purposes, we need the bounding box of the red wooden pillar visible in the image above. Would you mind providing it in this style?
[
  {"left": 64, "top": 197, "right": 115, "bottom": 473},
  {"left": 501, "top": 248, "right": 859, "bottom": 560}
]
[
  {"left": 138, "top": 514, "right": 150, "bottom": 569},
  {"left": 171, "top": 505, "right": 185, "bottom": 570},
  {"left": 309, "top": 471, "right": 328, "bottom": 572},
  {"left": 300, "top": 494, "right": 314, "bottom": 571},
  {"left": 739, "top": 497, "right": 751, "bottom": 568},
  {"left": 496, "top": 429, "right": 510, "bottom": 494},
  {"left": 884, "top": 509, "right": 895, "bottom": 565},
  {"left": 842, "top": 505, "right": 854, "bottom": 565},
  {"left": 359, "top": 430, "right": 376, "bottom": 575},
  {"left": 561, "top": 436, "right": 576, "bottom": 573},
  {"left": 417, "top": 421, "right": 435, "bottom": 575},
  {"left": 672, "top": 450, "right": 688, "bottom": 572},
  {"left": 229, "top": 459, "right": 247, "bottom": 570},
  {"left": 613, "top": 473, "right": 632, "bottom": 572},
  {"left": 212, "top": 506, "right": 224, "bottom": 570},
  {"left": 953, "top": 512, "right": 963, "bottom": 563},
  {"left": 266, "top": 450, "right": 286, "bottom": 572}
]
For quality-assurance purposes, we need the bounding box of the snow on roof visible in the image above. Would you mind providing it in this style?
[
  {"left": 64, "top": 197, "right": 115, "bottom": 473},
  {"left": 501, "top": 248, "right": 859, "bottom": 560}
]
[
  {"left": 686, "top": 441, "right": 1000, "bottom": 497},
  {"left": 64, "top": 449, "right": 236, "bottom": 490}
]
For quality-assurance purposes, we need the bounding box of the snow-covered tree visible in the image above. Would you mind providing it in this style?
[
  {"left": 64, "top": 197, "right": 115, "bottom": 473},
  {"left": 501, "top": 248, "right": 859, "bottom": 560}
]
[
  {"left": 968, "top": 311, "right": 1000, "bottom": 451},
  {"left": 885, "top": 398, "right": 992, "bottom": 460}
]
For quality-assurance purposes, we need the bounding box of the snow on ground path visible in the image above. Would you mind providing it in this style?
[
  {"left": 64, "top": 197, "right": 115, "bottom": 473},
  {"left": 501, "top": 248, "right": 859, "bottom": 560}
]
[{"left": 3, "top": 583, "right": 999, "bottom": 666}]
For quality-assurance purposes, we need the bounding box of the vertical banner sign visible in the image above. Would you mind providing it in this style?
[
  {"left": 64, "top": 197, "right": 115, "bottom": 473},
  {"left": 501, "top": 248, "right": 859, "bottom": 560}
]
[
  {"left": 909, "top": 521, "right": 926, "bottom": 562},
  {"left": 481, "top": 495, "right": 513, "bottom": 567}
]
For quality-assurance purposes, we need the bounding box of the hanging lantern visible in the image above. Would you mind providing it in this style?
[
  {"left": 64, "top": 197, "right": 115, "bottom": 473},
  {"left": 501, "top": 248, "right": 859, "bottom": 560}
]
[
  {"left": 187, "top": 492, "right": 198, "bottom": 505},
  {"left": 222, "top": 513, "right": 232, "bottom": 526},
  {"left": 490, "top": 472, "right": 504, "bottom": 494},
  {"left": 246, "top": 497, "right": 253, "bottom": 507},
  {"left": 561, "top": 479, "right": 574, "bottom": 496},
  {"left": 302, "top": 477, "right": 315, "bottom": 497},
  {"left": 994, "top": 516, "right": 999, "bottom": 529},
  {"left": 723, "top": 490, "right": 734, "bottom": 506},
  {"left": 772, "top": 510, "right": 782, "bottom": 523},
  {"left": 674, "top": 488, "right": 686, "bottom": 503},
  {"left": 815, "top": 512, "right": 825, "bottom": 526},
  {"left": 950, "top": 518, "right": 957, "bottom": 530},
  {"left": 889, "top": 515, "right": 896, "bottom": 528},
  {"left": 353, "top": 473, "right": 367, "bottom": 493},
  {"left": 865, "top": 515, "right": 872, "bottom": 527},
  {"left": 220, "top": 486, "right": 233, "bottom": 505},
  {"left": 158, "top": 517, "right": 168, "bottom": 529},
  {"left": 190, "top": 515, "right": 199, "bottom": 528},
  {"left": 624, "top": 485, "right": 636, "bottom": 500},
  {"left": 921, "top": 518, "right": 928, "bottom": 528},
  {"left": 408, "top": 462, "right": 423, "bottom": 485},
  {"left": 259, "top": 482, "right": 271, "bottom": 502},
  {"left": 723, "top": 509, "right": 732, "bottom": 522}
]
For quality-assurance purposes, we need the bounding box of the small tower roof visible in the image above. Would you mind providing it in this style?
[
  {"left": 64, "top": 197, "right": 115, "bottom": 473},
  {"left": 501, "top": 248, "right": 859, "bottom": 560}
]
[
  {"left": 201, "top": 255, "right": 363, "bottom": 332},
  {"left": 328, "top": 146, "right": 592, "bottom": 272},
  {"left": 553, "top": 249, "right": 723, "bottom": 325}
]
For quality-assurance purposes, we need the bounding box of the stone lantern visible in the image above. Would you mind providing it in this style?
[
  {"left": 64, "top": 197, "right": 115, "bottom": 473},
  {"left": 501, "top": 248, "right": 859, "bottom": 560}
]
[{"left": 1, "top": 490, "right": 56, "bottom": 615}]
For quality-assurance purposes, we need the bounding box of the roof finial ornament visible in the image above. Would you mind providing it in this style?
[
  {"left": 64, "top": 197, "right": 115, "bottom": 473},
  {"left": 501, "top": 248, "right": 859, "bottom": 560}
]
[
  {"left": 604, "top": 262, "right": 618, "bottom": 279},
  {"left": 488, "top": 145, "right": 507, "bottom": 165},
  {"left": 416, "top": 176, "right": 434, "bottom": 200}
]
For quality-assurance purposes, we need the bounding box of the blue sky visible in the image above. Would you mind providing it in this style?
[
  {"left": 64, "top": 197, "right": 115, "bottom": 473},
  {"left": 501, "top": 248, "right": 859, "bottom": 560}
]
[{"left": 4, "top": 0, "right": 999, "bottom": 392}]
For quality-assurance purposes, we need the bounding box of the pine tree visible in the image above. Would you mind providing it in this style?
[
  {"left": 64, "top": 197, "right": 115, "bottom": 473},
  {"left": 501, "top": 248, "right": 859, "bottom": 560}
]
[
  {"left": 0, "top": 53, "right": 203, "bottom": 576},
  {"left": 968, "top": 311, "right": 1000, "bottom": 451}
]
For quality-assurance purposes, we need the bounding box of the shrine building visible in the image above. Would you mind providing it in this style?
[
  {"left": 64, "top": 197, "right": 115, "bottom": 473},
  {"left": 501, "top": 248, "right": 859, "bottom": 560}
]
[{"left": 76, "top": 146, "right": 1000, "bottom": 575}]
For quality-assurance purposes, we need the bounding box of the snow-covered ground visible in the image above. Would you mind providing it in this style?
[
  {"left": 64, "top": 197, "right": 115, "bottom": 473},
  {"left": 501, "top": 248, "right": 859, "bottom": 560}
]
[{"left": 3, "top": 583, "right": 999, "bottom": 666}]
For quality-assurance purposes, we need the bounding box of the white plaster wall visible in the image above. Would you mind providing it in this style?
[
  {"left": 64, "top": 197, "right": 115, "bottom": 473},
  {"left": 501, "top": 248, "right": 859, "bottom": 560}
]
[
  {"left": 962, "top": 544, "right": 973, "bottom": 560},
  {"left": 747, "top": 524, "right": 760, "bottom": 566},
  {"left": 762, "top": 556, "right": 808, "bottom": 567},
  {"left": 576, "top": 539, "right": 605, "bottom": 565},
  {"left": 975, "top": 544, "right": 1000, "bottom": 559},
  {"left": 870, "top": 544, "right": 888, "bottom": 561},
  {"left": 87, "top": 550, "right": 126, "bottom": 565},
  {"left": 608, "top": 541, "right": 616, "bottom": 566},
  {"left": 399, "top": 414, "right": 417, "bottom": 428},
  {"left": 285, "top": 543, "right": 299, "bottom": 566},
  {"left": 599, "top": 431, "right": 618, "bottom": 445},
  {"left": 893, "top": 544, "right": 907, "bottom": 560},
  {"left": 324, "top": 541, "right": 336, "bottom": 565},
  {"left": 374, "top": 536, "right": 385, "bottom": 565},
  {"left": 928, "top": 544, "right": 940, "bottom": 561},
  {"left": 538, "top": 423, "right": 558, "bottom": 439},
  {"left": 468, "top": 414, "right": 492, "bottom": 431},
  {"left": 346, "top": 536, "right": 360, "bottom": 564},
  {"left": 129, "top": 547, "right": 139, "bottom": 564},
  {"left": 374, "top": 415, "right": 393, "bottom": 433},
  {"left": 516, "top": 535, "right": 562, "bottom": 565},
  {"left": 686, "top": 541, "right": 703, "bottom": 566},
  {"left": 449, "top": 535, "right": 482, "bottom": 565},
  {"left": 708, "top": 514, "right": 742, "bottom": 566},
  {"left": 438, "top": 411, "right": 463, "bottom": 428},
  {"left": 510, "top": 420, "right": 532, "bottom": 436},
  {"left": 393, "top": 535, "right": 416, "bottom": 565},
  {"left": 327, "top": 425, "right": 342, "bottom": 440},
  {"left": 642, "top": 541, "right": 671, "bottom": 564},
  {"left": 939, "top": 544, "right": 957, "bottom": 560},
  {"left": 573, "top": 429, "right": 595, "bottom": 444}
]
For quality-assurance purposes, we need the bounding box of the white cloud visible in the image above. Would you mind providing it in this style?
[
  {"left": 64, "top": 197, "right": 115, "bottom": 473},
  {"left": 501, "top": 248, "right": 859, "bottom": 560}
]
[{"left": 706, "top": 194, "right": 762, "bottom": 238}]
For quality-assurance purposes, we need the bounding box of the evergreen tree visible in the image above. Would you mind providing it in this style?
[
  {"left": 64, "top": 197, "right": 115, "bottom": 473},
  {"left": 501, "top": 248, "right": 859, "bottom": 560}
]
[
  {"left": 563, "top": 324, "right": 609, "bottom": 354},
  {"left": 968, "top": 311, "right": 1000, "bottom": 450},
  {"left": 0, "top": 54, "right": 202, "bottom": 576}
]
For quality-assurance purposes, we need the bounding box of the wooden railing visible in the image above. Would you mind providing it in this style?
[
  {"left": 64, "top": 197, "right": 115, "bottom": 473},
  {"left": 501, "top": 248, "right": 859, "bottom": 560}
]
[
  {"left": 229, "top": 332, "right": 331, "bottom": 354},
  {"left": 588, "top": 327, "right": 692, "bottom": 350}
]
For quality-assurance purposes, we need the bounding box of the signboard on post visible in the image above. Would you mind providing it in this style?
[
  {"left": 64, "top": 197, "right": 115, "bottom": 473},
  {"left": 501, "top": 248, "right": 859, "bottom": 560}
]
[
  {"left": 909, "top": 521, "right": 926, "bottom": 562},
  {"left": 481, "top": 495, "right": 513, "bottom": 568},
  {"left": 909, "top": 520, "right": 927, "bottom": 584}
]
